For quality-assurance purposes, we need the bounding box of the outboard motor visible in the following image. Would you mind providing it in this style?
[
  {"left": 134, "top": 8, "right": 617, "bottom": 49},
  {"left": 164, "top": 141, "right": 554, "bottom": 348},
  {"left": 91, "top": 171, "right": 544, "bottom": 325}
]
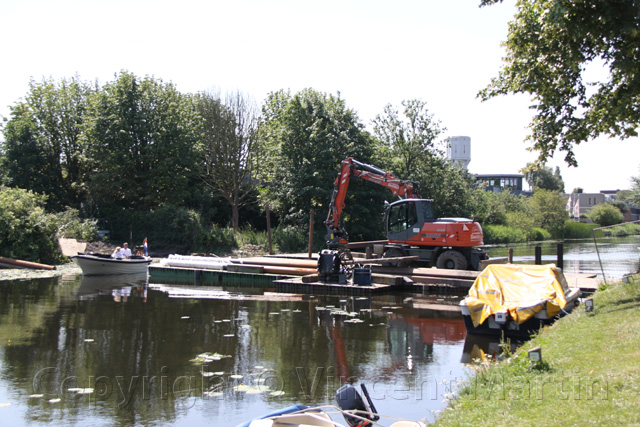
[{"left": 336, "top": 383, "right": 379, "bottom": 427}]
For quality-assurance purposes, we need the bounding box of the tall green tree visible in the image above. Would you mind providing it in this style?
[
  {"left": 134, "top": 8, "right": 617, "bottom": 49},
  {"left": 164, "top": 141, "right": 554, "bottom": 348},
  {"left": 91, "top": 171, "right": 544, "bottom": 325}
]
[
  {"left": 2, "top": 76, "right": 93, "bottom": 209},
  {"left": 480, "top": 0, "right": 640, "bottom": 166},
  {"left": 620, "top": 171, "right": 640, "bottom": 207},
  {"left": 197, "top": 91, "right": 260, "bottom": 232},
  {"left": 528, "top": 188, "right": 568, "bottom": 236},
  {"left": 258, "top": 89, "right": 383, "bottom": 241},
  {"left": 521, "top": 163, "right": 565, "bottom": 192},
  {"left": 84, "top": 72, "right": 199, "bottom": 211},
  {"left": 372, "top": 99, "right": 445, "bottom": 178},
  {"left": 372, "top": 99, "right": 480, "bottom": 218}
]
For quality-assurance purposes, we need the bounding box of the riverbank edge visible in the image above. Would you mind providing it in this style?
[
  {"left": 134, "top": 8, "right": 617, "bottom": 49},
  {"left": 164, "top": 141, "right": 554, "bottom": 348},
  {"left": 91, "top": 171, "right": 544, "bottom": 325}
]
[{"left": 433, "top": 275, "right": 640, "bottom": 426}]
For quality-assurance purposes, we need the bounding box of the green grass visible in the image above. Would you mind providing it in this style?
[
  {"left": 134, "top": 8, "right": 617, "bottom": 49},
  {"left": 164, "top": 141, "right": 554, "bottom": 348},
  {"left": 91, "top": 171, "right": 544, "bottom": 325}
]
[{"left": 435, "top": 276, "right": 640, "bottom": 426}]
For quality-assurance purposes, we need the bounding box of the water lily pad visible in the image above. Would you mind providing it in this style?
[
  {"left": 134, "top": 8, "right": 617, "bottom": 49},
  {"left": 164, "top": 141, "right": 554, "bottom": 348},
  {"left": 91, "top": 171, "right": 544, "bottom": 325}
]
[
  {"left": 204, "top": 391, "right": 223, "bottom": 397},
  {"left": 269, "top": 391, "right": 285, "bottom": 397},
  {"left": 229, "top": 374, "right": 243, "bottom": 379},
  {"left": 49, "top": 398, "right": 61, "bottom": 403},
  {"left": 234, "top": 384, "right": 267, "bottom": 394},
  {"left": 28, "top": 394, "right": 43, "bottom": 399},
  {"left": 191, "top": 352, "right": 232, "bottom": 364}
]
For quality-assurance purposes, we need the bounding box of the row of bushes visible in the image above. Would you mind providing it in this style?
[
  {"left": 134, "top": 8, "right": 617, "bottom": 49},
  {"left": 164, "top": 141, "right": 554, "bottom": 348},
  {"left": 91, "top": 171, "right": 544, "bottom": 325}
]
[{"left": 483, "top": 220, "right": 600, "bottom": 244}]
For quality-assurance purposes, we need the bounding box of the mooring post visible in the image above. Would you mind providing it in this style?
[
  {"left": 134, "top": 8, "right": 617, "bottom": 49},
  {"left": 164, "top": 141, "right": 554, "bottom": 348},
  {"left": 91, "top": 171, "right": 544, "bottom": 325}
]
[
  {"left": 266, "top": 204, "right": 273, "bottom": 255},
  {"left": 508, "top": 248, "right": 513, "bottom": 264},
  {"left": 308, "top": 210, "right": 315, "bottom": 259},
  {"left": 557, "top": 242, "right": 564, "bottom": 269},
  {"left": 535, "top": 245, "right": 542, "bottom": 265}
]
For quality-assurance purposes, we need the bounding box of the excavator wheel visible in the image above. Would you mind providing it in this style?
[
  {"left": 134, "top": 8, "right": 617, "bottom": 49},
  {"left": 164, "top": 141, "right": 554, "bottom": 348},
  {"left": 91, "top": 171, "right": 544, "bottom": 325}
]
[
  {"left": 436, "top": 250, "right": 468, "bottom": 270},
  {"left": 383, "top": 247, "right": 409, "bottom": 268}
]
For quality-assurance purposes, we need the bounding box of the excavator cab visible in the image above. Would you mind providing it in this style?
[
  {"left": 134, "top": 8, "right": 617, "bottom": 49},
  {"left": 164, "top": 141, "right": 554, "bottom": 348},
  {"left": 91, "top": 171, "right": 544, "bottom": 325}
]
[{"left": 385, "top": 199, "right": 434, "bottom": 242}]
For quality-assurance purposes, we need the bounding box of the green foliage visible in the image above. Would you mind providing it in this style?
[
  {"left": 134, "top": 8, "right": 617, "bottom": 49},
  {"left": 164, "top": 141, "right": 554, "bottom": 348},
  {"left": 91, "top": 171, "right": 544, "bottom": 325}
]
[
  {"left": 476, "top": 190, "right": 528, "bottom": 225},
  {"left": 272, "top": 225, "right": 308, "bottom": 254},
  {"left": 609, "top": 222, "right": 640, "bottom": 237},
  {"left": 53, "top": 208, "right": 99, "bottom": 241},
  {"left": 0, "top": 186, "right": 63, "bottom": 264},
  {"left": 2, "top": 77, "right": 93, "bottom": 210},
  {"left": 372, "top": 99, "right": 481, "bottom": 219},
  {"left": 197, "top": 91, "right": 260, "bottom": 231},
  {"left": 588, "top": 203, "right": 624, "bottom": 226},
  {"left": 521, "top": 163, "right": 564, "bottom": 192},
  {"left": 563, "top": 220, "right": 598, "bottom": 239},
  {"left": 528, "top": 189, "right": 569, "bottom": 237},
  {"left": 84, "top": 71, "right": 200, "bottom": 211},
  {"left": 482, "top": 224, "right": 527, "bottom": 244},
  {"left": 372, "top": 99, "right": 445, "bottom": 178},
  {"left": 257, "top": 88, "right": 384, "bottom": 240},
  {"left": 200, "top": 225, "right": 237, "bottom": 253},
  {"left": 619, "top": 173, "right": 640, "bottom": 207},
  {"left": 528, "top": 227, "right": 551, "bottom": 241},
  {"left": 480, "top": 0, "right": 640, "bottom": 166}
]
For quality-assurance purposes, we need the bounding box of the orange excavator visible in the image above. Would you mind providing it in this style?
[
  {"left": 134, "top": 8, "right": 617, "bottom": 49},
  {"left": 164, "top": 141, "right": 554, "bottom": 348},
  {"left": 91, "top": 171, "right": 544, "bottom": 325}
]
[{"left": 322, "top": 157, "right": 487, "bottom": 275}]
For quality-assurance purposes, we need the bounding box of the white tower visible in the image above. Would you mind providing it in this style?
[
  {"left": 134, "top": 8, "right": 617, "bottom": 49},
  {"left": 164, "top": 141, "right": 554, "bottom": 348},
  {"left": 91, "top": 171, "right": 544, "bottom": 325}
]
[{"left": 446, "top": 136, "right": 471, "bottom": 170}]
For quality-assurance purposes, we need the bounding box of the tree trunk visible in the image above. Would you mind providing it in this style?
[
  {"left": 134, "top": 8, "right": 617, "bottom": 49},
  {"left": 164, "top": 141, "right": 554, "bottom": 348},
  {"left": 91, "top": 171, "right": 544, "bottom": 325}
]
[{"left": 232, "top": 203, "right": 240, "bottom": 232}]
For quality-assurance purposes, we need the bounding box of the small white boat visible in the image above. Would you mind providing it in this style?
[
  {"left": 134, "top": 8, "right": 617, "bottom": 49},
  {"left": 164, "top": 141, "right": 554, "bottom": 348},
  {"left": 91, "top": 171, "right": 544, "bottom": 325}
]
[
  {"left": 71, "top": 253, "right": 152, "bottom": 275},
  {"left": 238, "top": 384, "right": 426, "bottom": 427}
]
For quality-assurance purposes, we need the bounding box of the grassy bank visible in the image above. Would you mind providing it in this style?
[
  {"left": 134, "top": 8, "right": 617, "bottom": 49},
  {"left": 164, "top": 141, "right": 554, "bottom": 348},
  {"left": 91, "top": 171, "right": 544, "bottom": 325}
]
[{"left": 435, "top": 276, "right": 640, "bottom": 426}]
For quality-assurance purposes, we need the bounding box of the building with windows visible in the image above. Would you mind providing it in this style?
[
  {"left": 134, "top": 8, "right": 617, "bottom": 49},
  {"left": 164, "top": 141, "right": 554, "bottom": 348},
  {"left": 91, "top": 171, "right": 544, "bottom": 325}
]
[
  {"left": 475, "top": 173, "right": 526, "bottom": 194},
  {"left": 566, "top": 192, "right": 606, "bottom": 218}
]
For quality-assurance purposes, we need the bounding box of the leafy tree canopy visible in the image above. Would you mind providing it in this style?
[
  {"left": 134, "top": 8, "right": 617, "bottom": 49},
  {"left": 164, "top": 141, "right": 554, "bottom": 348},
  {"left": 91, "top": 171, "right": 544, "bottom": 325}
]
[
  {"left": 527, "top": 188, "right": 568, "bottom": 236},
  {"left": 521, "top": 162, "right": 565, "bottom": 192},
  {"left": 372, "top": 99, "right": 481, "bottom": 218},
  {"left": 0, "top": 186, "right": 63, "bottom": 263},
  {"left": 588, "top": 202, "right": 624, "bottom": 226},
  {"left": 83, "top": 71, "right": 200, "bottom": 211},
  {"left": 2, "top": 76, "right": 93, "bottom": 210},
  {"left": 480, "top": 0, "right": 640, "bottom": 166},
  {"left": 258, "top": 88, "right": 384, "bottom": 241}
]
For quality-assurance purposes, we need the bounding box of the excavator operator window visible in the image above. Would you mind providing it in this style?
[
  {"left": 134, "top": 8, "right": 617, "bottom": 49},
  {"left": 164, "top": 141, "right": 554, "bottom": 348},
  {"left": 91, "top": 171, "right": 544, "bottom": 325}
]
[
  {"left": 388, "top": 201, "right": 417, "bottom": 233},
  {"left": 421, "top": 200, "right": 435, "bottom": 221}
]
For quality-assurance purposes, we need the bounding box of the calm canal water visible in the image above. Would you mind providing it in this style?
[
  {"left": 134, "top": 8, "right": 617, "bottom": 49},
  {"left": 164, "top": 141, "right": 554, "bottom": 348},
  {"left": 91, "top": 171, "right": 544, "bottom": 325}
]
[
  {"left": 0, "top": 274, "right": 468, "bottom": 426},
  {"left": 486, "top": 236, "right": 640, "bottom": 281},
  {"left": 1, "top": 237, "right": 636, "bottom": 426}
]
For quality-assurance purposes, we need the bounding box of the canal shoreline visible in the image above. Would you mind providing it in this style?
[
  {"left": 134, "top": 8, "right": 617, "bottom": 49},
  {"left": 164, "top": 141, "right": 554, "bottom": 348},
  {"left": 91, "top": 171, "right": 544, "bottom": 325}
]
[{"left": 433, "top": 274, "right": 640, "bottom": 426}]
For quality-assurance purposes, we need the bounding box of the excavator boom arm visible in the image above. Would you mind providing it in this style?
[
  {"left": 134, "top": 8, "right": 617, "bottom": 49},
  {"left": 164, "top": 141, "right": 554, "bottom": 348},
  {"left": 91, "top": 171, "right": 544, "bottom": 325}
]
[{"left": 325, "top": 158, "right": 419, "bottom": 243}]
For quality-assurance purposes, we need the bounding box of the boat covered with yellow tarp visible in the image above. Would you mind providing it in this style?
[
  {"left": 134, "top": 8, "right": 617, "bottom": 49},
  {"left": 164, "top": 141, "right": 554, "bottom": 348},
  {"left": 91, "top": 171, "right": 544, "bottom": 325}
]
[{"left": 460, "top": 264, "right": 581, "bottom": 338}]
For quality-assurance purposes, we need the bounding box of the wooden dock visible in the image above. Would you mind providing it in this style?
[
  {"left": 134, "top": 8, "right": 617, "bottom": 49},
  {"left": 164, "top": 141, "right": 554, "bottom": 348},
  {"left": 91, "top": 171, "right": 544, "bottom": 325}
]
[{"left": 149, "top": 254, "right": 601, "bottom": 295}]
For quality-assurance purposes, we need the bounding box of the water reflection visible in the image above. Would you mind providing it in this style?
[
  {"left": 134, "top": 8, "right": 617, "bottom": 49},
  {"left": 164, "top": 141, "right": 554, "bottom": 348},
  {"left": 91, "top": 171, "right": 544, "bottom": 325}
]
[
  {"left": 486, "top": 236, "right": 640, "bottom": 280},
  {"left": 0, "top": 275, "right": 470, "bottom": 427}
]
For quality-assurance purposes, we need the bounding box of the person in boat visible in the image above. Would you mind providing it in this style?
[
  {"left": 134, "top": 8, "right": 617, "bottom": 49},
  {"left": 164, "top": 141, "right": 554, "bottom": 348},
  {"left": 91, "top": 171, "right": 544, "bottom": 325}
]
[
  {"left": 111, "top": 247, "right": 123, "bottom": 259},
  {"left": 121, "top": 243, "right": 132, "bottom": 259}
]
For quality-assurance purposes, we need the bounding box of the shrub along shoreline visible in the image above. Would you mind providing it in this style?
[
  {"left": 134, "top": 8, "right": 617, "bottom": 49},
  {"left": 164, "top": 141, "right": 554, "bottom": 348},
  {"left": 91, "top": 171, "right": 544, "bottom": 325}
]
[{"left": 434, "top": 276, "right": 640, "bottom": 426}]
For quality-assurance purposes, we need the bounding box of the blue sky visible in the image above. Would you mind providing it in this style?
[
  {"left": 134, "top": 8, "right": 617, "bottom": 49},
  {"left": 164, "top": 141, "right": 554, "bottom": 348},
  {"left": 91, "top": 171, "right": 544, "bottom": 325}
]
[{"left": 1, "top": 0, "right": 638, "bottom": 193}]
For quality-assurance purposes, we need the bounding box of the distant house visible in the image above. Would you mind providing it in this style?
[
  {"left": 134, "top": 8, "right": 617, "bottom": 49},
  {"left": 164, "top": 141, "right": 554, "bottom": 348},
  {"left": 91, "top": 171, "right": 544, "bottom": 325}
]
[
  {"left": 566, "top": 191, "right": 606, "bottom": 218},
  {"left": 475, "top": 174, "right": 528, "bottom": 194}
]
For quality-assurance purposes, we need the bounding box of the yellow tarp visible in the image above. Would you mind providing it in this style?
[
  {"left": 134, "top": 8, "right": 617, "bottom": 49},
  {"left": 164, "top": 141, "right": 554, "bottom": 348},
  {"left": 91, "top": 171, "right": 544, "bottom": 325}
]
[{"left": 465, "top": 264, "right": 570, "bottom": 327}]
